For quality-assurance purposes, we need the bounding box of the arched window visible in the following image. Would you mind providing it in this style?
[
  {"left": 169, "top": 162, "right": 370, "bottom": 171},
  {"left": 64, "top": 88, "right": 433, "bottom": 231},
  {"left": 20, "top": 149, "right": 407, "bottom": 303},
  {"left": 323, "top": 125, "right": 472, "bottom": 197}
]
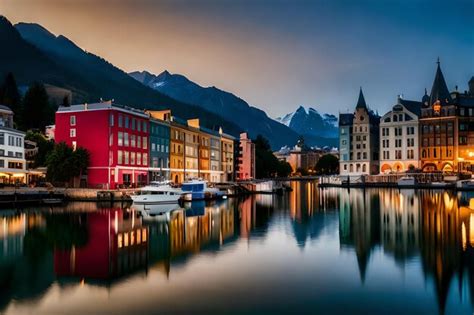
[
  {"left": 362, "top": 164, "right": 366, "bottom": 173},
  {"left": 422, "top": 150, "right": 426, "bottom": 158},
  {"left": 393, "top": 115, "right": 398, "bottom": 122}
]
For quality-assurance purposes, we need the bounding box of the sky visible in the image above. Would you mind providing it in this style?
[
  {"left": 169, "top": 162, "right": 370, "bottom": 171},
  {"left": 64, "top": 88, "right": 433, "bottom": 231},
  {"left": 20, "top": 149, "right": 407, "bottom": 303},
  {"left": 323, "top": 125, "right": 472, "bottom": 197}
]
[{"left": 1, "top": 0, "right": 473, "bottom": 118}]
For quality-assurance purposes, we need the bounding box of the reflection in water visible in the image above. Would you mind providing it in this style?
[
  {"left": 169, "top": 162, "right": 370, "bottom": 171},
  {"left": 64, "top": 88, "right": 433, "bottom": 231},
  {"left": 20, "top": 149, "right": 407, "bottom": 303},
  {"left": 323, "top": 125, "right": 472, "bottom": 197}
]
[{"left": 0, "top": 185, "right": 472, "bottom": 315}]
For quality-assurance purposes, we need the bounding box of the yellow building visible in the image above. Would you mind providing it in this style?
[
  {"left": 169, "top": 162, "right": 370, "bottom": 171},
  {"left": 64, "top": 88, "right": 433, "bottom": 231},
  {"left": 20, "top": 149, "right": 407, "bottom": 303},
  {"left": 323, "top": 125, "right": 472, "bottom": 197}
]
[{"left": 220, "top": 129, "right": 235, "bottom": 182}]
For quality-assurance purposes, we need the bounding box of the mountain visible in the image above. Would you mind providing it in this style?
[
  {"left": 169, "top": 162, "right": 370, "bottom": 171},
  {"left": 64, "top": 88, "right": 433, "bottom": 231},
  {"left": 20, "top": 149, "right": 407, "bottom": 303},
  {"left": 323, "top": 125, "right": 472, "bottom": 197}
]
[
  {"left": 2, "top": 18, "right": 240, "bottom": 136},
  {"left": 275, "top": 106, "right": 338, "bottom": 139},
  {"left": 129, "top": 70, "right": 337, "bottom": 148}
]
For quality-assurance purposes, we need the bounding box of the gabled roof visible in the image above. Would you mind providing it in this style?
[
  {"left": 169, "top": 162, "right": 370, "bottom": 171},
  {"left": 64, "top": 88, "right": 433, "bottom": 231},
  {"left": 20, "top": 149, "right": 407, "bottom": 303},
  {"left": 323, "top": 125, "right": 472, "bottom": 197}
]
[
  {"left": 429, "top": 60, "right": 452, "bottom": 106},
  {"left": 400, "top": 99, "right": 422, "bottom": 117},
  {"left": 356, "top": 87, "right": 367, "bottom": 109}
]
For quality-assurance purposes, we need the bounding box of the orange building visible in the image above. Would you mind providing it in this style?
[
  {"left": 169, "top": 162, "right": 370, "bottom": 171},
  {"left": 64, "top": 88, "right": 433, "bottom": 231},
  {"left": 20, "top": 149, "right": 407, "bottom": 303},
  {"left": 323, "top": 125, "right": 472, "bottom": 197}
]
[{"left": 419, "top": 61, "right": 474, "bottom": 173}]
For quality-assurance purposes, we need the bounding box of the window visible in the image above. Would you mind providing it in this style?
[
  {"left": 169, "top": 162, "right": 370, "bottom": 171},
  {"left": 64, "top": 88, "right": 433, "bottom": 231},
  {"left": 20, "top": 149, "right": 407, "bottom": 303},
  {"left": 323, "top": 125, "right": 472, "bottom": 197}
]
[
  {"left": 124, "top": 151, "right": 129, "bottom": 164},
  {"left": 143, "top": 153, "right": 148, "bottom": 166},
  {"left": 137, "top": 153, "right": 141, "bottom": 165},
  {"left": 0, "top": 159, "right": 3, "bottom": 167},
  {"left": 124, "top": 133, "right": 129, "bottom": 146},
  {"left": 137, "top": 120, "right": 141, "bottom": 132},
  {"left": 118, "top": 115, "right": 123, "bottom": 127},
  {"left": 131, "top": 118, "right": 136, "bottom": 130},
  {"left": 118, "top": 132, "right": 123, "bottom": 146},
  {"left": 70, "top": 115, "right": 76, "bottom": 126},
  {"left": 143, "top": 122, "right": 147, "bottom": 133},
  {"left": 137, "top": 136, "right": 141, "bottom": 149},
  {"left": 110, "top": 113, "right": 114, "bottom": 126},
  {"left": 131, "top": 152, "right": 135, "bottom": 165},
  {"left": 131, "top": 135, "right": 136, "bottom": 148},
  {"left": 109, "top": 133, "right": 113, "bottom": 146},
  {"left": 70, "top": 129, "right": 76, "bottom": 137},
  {"left": 16, "top": 137, "right": 22, "bottom": 147},
  {"left": 125, "top": 116, "right": 129, "bottom": 128},
  {"left": 118, "top": 150, "right": 123, "bottom": 164},
  {"left": 143, "top": 137, "right": 147, "bottom": 150},
  {"left": 0, "top": 133, "right": 4, "bottom": 145}
]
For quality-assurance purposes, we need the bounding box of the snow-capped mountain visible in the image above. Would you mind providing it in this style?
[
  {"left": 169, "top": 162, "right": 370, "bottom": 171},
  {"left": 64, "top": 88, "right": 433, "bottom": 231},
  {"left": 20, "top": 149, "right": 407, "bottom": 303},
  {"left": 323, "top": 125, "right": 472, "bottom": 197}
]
[
  {"left": 275, "top": 106, "right": 338, "bottom": 139},
  {"left": 129, "top": 70, "right": 338, "bottom": 148}
]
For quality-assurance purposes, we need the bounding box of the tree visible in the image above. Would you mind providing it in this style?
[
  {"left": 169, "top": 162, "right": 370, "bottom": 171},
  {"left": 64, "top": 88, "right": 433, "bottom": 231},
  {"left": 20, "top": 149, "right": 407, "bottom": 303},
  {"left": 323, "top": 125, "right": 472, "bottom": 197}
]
[
  {"left": 46, "top": 142, "right": 90, "bottom": 186},
  {"left": 61, "top": 95, "right": 70, "bottom": 107},
  {"left": 0, "top": 72, "right": 21, "bottom": 116},
  {"left": 277, "top": 161, "right": 292, "bottom": 177},
  {"left": 22, "top": 82, "right": 52, "bottom": 131},
  {"left": 315, "top": 154, "right": 339, "bottom": 175},
  {"left": 25, "top": 131, "right": 55, "bottom": 167},
  {"left": 254, "top": 135, "right": 284, "bottom": 178}
]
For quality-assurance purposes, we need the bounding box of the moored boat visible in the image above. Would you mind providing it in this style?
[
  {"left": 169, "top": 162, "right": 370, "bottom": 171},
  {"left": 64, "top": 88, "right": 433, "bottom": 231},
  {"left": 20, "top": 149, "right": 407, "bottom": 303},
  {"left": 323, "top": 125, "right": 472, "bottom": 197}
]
[
  {"left": 181, "top": 179, "right": 225, "bottom": 201},
  {"left": 131, "top": 184, "right": 184, "bottom": 204},
  {"left": 397, "top": 176, "right": 416, "bottom": 188}
]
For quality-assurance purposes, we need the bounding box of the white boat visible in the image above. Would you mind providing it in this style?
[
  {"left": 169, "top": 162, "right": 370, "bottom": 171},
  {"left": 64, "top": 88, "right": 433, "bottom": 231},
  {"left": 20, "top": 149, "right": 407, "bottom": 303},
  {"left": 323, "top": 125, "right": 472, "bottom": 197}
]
[
  {"left": 397, "top": 176, "right": 416, "bottom": 187},
  {"left": 181, "top": 179, "right": 225, "bottom": 201},
  {"left": 457, "top": 179, "right": 474, "bottom": 189},
  {"left": 131, "top": 184, "right": 184, "bottom": 204}
]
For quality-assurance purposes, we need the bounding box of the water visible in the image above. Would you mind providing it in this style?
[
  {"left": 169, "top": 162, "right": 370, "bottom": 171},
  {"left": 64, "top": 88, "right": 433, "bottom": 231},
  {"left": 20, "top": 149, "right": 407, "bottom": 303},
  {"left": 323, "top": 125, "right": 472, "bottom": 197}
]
[{"left": 0, "top": 182, "right": 473, "bottom": 315}]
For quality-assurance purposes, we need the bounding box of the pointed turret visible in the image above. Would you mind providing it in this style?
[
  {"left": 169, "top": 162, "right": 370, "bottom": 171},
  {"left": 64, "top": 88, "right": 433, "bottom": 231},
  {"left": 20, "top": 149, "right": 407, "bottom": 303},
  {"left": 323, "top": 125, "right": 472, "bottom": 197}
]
[
  {"left": 429, "top": 59, "right": 452, "bottom": 106},
  {"left": 356, "top": 87, "right": 367, "bottom": 109},
  {"left": 422, "top": 88, "right": 430, "bottom": 107}
]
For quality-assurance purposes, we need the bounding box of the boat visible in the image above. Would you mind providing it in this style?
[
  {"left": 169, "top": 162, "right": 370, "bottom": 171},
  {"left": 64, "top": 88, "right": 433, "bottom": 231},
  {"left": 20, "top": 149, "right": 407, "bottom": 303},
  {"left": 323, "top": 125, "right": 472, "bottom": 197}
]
[
  {"left": 181, "top": 179, "right": 225, "bottom": 201},
  {"left": 456, "top": 179, "right": 474, "bottom": 189},
  {"left": 430, "top": 181, "right": 453, "bottom": 188},
  {"left": 397, "top": 176, "right": 416, "bottom": 188},
  {"left": 131, "top": 184, "right": 184, "bottom": 204}
]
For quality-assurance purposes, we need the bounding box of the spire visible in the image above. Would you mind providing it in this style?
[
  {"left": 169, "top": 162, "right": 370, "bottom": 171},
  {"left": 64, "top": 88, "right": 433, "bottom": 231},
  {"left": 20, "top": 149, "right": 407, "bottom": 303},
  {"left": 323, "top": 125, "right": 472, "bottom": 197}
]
[
  {"left": 429, "top": 58, "right": 452, "bottom": 106},
  {"left": 356, "top": 87, "right": 367, "bottom": 109}
]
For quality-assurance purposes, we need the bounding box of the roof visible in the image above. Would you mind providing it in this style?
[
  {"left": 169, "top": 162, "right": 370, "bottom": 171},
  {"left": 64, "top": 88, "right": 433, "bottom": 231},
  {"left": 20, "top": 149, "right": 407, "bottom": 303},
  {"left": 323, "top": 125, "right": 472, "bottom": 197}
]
[
  {"left": 339, "top": 113, "right": 353, "bottom": 126},
  {"left": 57, "top": 100, "right": 149, "bottom": 118},
  {"left": 400, "top": 99, "right": 422, "bottom": 116},
  {"left": 0, "top": 104, "right": 13, "bottom": 113},
  {"left": 429, "top": 60, "right": 452, "bottom": 106},
  {"left": 356, "top": 88, "right": 367, "bottom": 109}
]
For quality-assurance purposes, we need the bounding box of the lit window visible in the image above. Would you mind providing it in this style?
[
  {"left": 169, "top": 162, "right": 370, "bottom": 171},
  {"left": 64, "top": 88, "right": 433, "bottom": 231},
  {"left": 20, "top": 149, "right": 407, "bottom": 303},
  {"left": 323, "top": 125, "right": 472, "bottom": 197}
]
[
  {"left": 124, "top": 233, "right": 129, "bottom": 247},
  {"left": 142, "top": 229, "right": 147, "bottom": 242},
  {"left": 118, "top": 234, "right": 123, "bottom": 248},
  {"left": 72, "top": 141, "right": 77, "bottom": 151},
  {"left": 70, "top": 128, "right": 76, "bottom": 137},
  {"left": 70, "top": 115, "right": 76, "bottom": 126}
]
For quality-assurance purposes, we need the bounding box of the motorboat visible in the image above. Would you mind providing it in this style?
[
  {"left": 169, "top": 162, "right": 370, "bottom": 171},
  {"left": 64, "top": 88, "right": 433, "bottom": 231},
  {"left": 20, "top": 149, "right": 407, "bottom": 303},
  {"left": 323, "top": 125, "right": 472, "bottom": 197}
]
[
  {"left": 131, "top": 184, "right": 184, "bottom": 204},
  {"left": 397, "top": 176, "right": 416, "bottom": 188},
  {"left": 456, "top": 179, "right": 474, "bottom": 189},
  {"left": 181, "top": 179, "right": 225, "bottom": 201}
]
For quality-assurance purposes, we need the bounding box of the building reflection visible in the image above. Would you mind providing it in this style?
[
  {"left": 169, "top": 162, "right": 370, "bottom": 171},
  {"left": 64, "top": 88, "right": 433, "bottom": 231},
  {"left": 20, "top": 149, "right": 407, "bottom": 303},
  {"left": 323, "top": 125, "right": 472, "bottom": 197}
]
[
  {"left": 338, "top": 188, "right": 474, "bottom": 312},
  {"left": 54, "top": 208, "right": 148, "bottom": 283}
]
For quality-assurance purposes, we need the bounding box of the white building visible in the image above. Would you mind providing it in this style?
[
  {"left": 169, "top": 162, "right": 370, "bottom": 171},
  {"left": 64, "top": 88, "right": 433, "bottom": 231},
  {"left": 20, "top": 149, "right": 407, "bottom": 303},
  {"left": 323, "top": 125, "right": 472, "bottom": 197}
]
[
  {"left": 0, "top": 105, "right": 26, "bottom": 184},
  {"left": 339, "top": 88, "right": 380, "bottom": 176},
  {"left": 379, "top": 96, "right": 422, "bottom": 173}
]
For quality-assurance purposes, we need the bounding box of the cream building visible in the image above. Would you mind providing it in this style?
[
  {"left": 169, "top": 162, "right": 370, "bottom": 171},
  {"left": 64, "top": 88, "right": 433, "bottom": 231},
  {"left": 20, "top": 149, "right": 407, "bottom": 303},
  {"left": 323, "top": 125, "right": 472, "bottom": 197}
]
[
  {"left": 340, "top": 88, "right": 380, "bottom": 176},
  {"left": 379, "top": 96, "right": 422, "bottom": 173},
  {"left": 0, "top": 105, "right": 26, "bottom": 184}
]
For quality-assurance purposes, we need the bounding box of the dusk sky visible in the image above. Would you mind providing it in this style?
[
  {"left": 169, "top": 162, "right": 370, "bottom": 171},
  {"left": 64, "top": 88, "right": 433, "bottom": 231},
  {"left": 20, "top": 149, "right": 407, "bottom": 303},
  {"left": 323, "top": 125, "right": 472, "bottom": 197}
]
[{"left": 1, "top": 0, "right": 473, "bottom": 117}]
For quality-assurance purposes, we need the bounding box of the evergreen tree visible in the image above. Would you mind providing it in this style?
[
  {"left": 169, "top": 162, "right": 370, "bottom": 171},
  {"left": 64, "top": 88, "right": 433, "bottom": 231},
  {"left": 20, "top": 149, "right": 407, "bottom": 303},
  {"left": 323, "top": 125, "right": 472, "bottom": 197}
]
[
  {"left": 61, "top": 95, "right": 70, "bottom": 107},
  {"left": 22, "top": 82, "right": 50, "bottom": 130},
  {"left": 46, "top": 142, "right": 90, "bottom": 185},
  {"left": 0, "top": 72, "right": 21, "bottom": 115},
  {"left": 25, "top": 131, "right": 55, "bottom": 167},
  {"left": 315, "top": 154, "right": 339, "bottom": 175},
  {"left": 254, "top": 135, "right": 283, "bottom": 178}
]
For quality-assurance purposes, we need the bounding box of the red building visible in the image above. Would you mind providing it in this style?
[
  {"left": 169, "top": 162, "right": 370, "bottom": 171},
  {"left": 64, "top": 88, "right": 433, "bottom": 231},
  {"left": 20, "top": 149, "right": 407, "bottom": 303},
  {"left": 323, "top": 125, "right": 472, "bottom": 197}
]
[{"left": 55, "top": 101, "right": 150, "bottom": 188}]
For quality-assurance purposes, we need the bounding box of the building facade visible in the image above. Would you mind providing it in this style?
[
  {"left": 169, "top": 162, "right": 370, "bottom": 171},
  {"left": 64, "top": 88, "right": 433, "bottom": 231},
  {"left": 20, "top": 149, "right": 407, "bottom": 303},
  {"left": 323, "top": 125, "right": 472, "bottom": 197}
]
[
  {"left": 379, "top": 96, "right": 421, "bottom": 173},
  {"left": 338, "top": 113, "right": 353, "bottom": 175},
  {"left": 419, "top": 61, "right": 474, "bottom": 173},
  {"left": 55, "top": 101, "right": 150, "bottom": 189},
  {"left": 0, "top": 105, "right": 26, "bottom": 184},
  {"left": 149, "top": 117, "right": 170, "bottom": 182},
  {"left": 339, "top": 89, "right": 380, "bottom": 176},
  {"left": 237, "top": 132, "right": 255, "bottom": 180}
]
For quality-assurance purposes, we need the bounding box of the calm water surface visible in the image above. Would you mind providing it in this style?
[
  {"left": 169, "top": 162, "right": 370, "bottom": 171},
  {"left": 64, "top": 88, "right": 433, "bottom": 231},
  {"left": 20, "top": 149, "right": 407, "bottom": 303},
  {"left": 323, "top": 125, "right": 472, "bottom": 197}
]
[{"left": 0, "top": 182, "right": 473, "bottom": 315}]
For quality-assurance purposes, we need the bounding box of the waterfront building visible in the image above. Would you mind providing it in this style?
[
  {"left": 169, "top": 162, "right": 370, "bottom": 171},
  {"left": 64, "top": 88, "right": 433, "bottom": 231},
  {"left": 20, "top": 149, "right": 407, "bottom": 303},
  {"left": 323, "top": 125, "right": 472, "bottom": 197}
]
[
  {"left": 338, "top": 113, "right": 353, "bottom": 175},
  {"left": 339, "top": 88, "right": 380, "bottom": 176},
  {"left": 45, "top": 125, "right": 55, "bottom": 140},
  {"left": 419, "top": 61, "right": 474, "bottom": 172},
  {"left": 0, "top": 105, "right": 26, "bottom": 184},
  {"left": 220, "top": 129, "right": 235, "bottom": 182},
  {"left": 209, "top": 133, "right": 222, "bottom": 182},
  {"left": 55, "top": 101, "right": 150, "bottom": 189},
  {"left": 148, "top": 117, "right": 170, "bottom": 182},
  {"left": 379, "top": 96, "right": 422, "bottom": 173},
  {"left": 287, "top": 138, "right": 323, "bottom": 173},
  {"left": 237, "top": 132, "right": 255, "bottom": 180}
]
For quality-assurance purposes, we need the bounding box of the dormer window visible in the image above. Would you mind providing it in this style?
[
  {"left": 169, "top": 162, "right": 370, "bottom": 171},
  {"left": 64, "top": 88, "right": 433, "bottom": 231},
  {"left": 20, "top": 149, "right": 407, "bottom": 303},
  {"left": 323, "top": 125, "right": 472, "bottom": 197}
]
[{"left": 433, "top": 100, "right": 441, "bottom": 115}]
